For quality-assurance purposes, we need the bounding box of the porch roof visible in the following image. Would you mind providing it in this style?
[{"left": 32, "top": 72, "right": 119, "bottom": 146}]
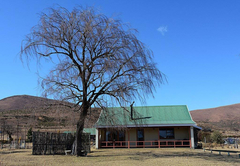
[
  {"left": 83, "top": 128, "right": 96, "bottom": 135},
  {"left": 63, "top": 128, "right": 96, "bottom": 135},
  {"left": 96, "top": 105, "right": 196, "bottom": 128}
]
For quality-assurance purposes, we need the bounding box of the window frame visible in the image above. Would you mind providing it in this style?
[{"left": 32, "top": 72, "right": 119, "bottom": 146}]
[
  {"left": 159, "top": 128, "right": 175, "bottom": 139},
  {"left": 105, "top": 130, "right": 125, "bottom": 141}
]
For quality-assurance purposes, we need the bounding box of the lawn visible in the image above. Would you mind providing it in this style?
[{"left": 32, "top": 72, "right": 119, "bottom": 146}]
[{"left": 0, "top": 148, "right": 239, "bottom": 166}]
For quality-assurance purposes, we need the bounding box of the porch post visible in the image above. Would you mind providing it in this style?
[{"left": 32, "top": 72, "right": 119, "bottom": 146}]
[
  {"left": 190, "top": 126, "right": 194, "bottom": 149},
  {"left": 158, "top": 128, "right": 160, "bottom": 148},
  {"left": 96, "top": 128, "right": 99, "bottom": 149},
  {"left": 128, "top": 130, "right": 130, "bottom": 149},
  {"left": 189, "top": 127, "right": 191, "bottom": 148}
]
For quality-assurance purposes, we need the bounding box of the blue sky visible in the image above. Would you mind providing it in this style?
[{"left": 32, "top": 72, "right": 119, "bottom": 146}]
[{"left": 1, "top": 0, "right": 240, "bottom": 111}]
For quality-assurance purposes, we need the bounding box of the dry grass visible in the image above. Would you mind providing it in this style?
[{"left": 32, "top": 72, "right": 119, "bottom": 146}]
[
  {"left": 202, "top": 143, "right": 240, "bottom": 151},
  {"left": 0, "top": 148, "right": 239, "bottom": 166}
]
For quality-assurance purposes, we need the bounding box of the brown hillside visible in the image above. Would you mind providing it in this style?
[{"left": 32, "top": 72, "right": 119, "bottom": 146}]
[
  {"left": 0, "top": 95, "right": 58, "bottom": 111},
  {"left": 190, "top": 104, "right": 240, "bottom": 136},
  {"left": 0, "top": 95, "right": 101, "bottom": 136},
  {"left": 1, "top": 95, "right": 240, "bottom": 137},
  {"left": 190, "top": 103, "right": 240, "bottom": 122}
]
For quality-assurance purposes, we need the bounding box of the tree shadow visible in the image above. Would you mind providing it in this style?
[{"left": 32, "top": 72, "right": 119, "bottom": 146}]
[
  {"left": 0, "top": 150, "right": 27, "bottom": 155},
  {"left": 88, "top": 149, "right": 240, "bottom": 164},
  {"left": 127, "top": 150, "right": 240, "bottom": 164}
]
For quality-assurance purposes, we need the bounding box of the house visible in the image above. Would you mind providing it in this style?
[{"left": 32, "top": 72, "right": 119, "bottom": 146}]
[
  {"left": 95, "top": 105, "right": 201, "bottom": 149},
  {"left": 83, "top": 128, "right": 96, "bottom": 142},
  {"left": 63, "top": 128, "right": 96, "bottom": 142}
]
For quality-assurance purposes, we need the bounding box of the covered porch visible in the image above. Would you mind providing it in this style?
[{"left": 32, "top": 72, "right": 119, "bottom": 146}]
[{"left": 96, "top": 126, "right": 196, "bottom": 149}]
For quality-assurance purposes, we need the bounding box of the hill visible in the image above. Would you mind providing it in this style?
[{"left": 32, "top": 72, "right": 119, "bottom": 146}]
[
  {"left": 1, "top": 95, "right": 240, "bottom": 137},
  {"left": 0, "top": 95, "right": 101, "bottom": 137},
  {"left": 0, "top": 95, "right": 60, "bottom": 111},
  {"left": 191, "top": 104, "right": 240, "bottom": 136}
]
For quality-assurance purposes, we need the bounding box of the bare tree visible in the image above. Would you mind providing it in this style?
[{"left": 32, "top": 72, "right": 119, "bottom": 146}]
[
  {"left": 1, "top": 118, "right": 14, "bottom": 142},
  {"left": 1, "top": 118, "right": 6, "bottom": 141},
  {"left": 21, "top": 6, "right": 164, "bottom": 156},
  {"left": 4, "top": 125, "right": 14, "bottom": 142}
]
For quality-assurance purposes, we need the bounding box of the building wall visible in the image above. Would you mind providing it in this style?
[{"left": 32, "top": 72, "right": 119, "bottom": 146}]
[
  {"left": 126, "top": 128, "right": 136, "bottom": 146},
  {"left": 99, "top": 129, "right": 105, "bottom": 141},
  {"left": 129, "top": 129, "right": 136, "bottom": 141},
  {"left": 174, "top": 127, "right": 189, "bottom": 140},
  {"left": 125, "top": 127, "right": 189, "bottom": 141},
  {"left": 144, "top": 128, "right": 158, "bottom": 141},
  {"left": 99, "top": 126, "right": 190, "bottom": 142}
]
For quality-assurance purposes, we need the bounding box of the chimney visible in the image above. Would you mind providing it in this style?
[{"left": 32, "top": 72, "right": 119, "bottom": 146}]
[{"left": 130, "top": 101, "right": 135, "bottom": 120}]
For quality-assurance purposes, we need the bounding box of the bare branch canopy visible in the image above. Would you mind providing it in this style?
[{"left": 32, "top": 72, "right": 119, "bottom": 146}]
[{"left": 21, "top": 6, "right": 165, "bottom": 156}]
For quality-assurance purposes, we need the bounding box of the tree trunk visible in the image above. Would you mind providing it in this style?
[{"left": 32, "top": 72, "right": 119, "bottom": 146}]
[
  {"left": 74, "top": 69, "right": 88, "bottom": 156},
  {"left": 74, "top": 102, "right": 88, "bottom": 156},
  {"left": 75, "top": 121, "right": 85, "bottom": 156}
]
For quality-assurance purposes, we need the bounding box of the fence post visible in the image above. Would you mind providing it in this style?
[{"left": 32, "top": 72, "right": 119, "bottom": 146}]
[
  {"left": 44, "top": 132, "right": 47, "bottom": 155},
  {"left": 128, "top": 130, "right": 130, "bottom": 149},
  {"left": 50, "top": 133, "right": 53, "bottom": 155},
  {"left": 23, "top": 140, "right": 26, "bottom": 149},
  {"left": 32, "top": 132, "right": 34, "bottom": 155}
]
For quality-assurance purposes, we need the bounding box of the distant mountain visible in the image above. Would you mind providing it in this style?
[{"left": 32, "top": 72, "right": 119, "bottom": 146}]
[
  {"left": 0, "top": 95, "right": 58, "bottom": 112},
  {"left": 191, "top": 104, "right": 240, "bottom": 135},
  {"left": 191, "top": 103, "right": 240, "bottom": 122},
  {"left": 0, "top": 95, "right": 101, "bottom": 134},
  {"left": 1, "top": 95, "right": 239, "bottom": 136}
]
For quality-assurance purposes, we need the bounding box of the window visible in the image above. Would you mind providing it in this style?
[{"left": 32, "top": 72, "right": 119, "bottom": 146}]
[
  {"left": 137, "top": 129, "right": 144, "bottom": 146},
  {"left": 137, "top": 129, "right": 144, "bottom": 141},
  {"left": 159, "top": 128, "right": 174, "bottom": 139},
  {"left": 119, "top": 131, "right": 125, "bottom": 141},
  {"left": 106, "top": 130, "right": 123, "bottom": 141},
  {"left": 106, "top": 131, "right": 111, "bottom": 141}
]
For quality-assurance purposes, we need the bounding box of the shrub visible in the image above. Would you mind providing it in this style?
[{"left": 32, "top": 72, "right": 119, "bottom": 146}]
[
  {"left": 198, "top": 130, "right": 211, "bottom": 143},
  {"left": 211, "top": 130, "right": 224, "bottom": 144},
  {"left": 26, "top": 127, "right": 33, "bottom": 142}
]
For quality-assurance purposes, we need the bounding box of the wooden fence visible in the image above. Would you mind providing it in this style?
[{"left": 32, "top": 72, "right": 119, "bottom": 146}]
[
  {"left": 32, "top": 132, "right": 90, "bottom": 155},
  {"left": 100, "top": 140, "right": 190, "bottom": 148}
]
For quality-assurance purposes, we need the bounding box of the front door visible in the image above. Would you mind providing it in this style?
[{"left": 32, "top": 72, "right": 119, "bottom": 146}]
[{"left": 137, "top": 129, "right": 144, "bottom": 146}]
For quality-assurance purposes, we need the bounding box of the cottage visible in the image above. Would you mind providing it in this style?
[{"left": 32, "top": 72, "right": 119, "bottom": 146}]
[
  {"left": 83, "top": 128, "right": 96, "bottom": 142},
  {"left": 63, "top": 128, "right": 96, "bottom": 142},
  {"left": 95, "top": 105, "right": 201, "bottom": 149}
]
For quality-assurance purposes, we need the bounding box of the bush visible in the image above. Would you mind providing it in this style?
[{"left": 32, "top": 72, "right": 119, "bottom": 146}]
[
  {"left": 198, "top": 130, "right": 211, "bottom": 143},
  {"left": 26, "top": 127, "right": 33, "bottom": 142},
  {"left": 211, "top": 130, "right": 224, "bottom": 144}
]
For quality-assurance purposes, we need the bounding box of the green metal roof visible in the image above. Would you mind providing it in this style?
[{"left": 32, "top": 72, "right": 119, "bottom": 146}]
[
  {"left": 96, "top": 105, "right": 195, "bottom": 127},
  {"left": 63, "top": 131, "right": 75, "bottom": 134},
  {"left": 83, "top": 128, "right": 96, "bottom": 135},
  {"left": 63, "top": 128, "right": 96, "bottom": 135}
]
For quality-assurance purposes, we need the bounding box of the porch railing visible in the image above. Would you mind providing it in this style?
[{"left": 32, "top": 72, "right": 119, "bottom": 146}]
[{"left": 100, "top": 140, "right": 190, "bottom": 148}]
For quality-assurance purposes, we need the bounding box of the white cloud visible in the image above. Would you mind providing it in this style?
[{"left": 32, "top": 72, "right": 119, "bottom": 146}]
[{"left": 157, "top": 26, "right": 168, "bottom": 35}]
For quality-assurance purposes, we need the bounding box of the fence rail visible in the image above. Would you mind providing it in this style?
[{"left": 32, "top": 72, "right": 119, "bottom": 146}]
[
  {"left": 100, "top": 140, "right": 190, "bottom": 148},
  {"left": 1, "top": 140, "right": 32, "bottom": 149}
]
